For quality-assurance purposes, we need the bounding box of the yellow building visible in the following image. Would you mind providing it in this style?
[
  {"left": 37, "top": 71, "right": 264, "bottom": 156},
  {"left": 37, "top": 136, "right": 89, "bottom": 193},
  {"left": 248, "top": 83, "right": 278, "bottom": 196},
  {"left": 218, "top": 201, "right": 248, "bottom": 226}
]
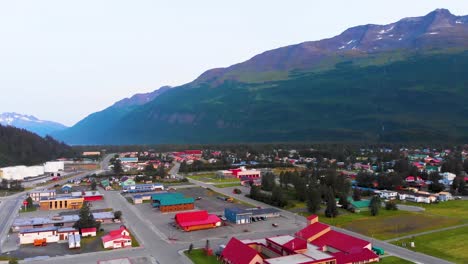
[{"left": 39, "top": 197, "right": 84, "bottom": 210}]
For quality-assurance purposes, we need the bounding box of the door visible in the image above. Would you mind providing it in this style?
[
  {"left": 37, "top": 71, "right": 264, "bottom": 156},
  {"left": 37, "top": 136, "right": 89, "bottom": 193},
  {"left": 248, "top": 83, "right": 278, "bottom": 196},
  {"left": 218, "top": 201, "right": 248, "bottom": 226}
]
[{"left": 60, "top": 234, "right": 65, "bottom": 240}]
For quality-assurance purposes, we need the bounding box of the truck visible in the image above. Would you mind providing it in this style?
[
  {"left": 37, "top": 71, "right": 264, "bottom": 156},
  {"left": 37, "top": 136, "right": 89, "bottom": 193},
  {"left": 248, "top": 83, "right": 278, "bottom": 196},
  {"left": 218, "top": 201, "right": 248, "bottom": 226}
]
[
  {"left": 217, "top": 196, "right": 234, "bottom": 202},
  {"left": 68, "top": 234, "right": 81, "bottom": 249},
  {"left": 34, "top": 238, "right": 47, "bottom": 247},
  {"left": 372, "top": 246, "right": 384, "bottom": 255}
]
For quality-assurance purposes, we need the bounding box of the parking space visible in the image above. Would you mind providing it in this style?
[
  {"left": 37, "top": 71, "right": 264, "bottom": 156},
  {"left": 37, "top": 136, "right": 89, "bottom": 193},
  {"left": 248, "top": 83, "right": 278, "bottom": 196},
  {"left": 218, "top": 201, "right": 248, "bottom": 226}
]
[{"left": 130, "top": 187, "right": 302, "bottom": 243}]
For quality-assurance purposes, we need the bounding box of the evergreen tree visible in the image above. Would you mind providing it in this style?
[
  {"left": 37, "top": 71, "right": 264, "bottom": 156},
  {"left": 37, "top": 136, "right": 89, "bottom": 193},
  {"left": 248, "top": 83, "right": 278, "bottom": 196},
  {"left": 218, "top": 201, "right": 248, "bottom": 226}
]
[
  {"left": 249, "top": 185, "right": 260, "bottom": 199},
  {"left": 271, "top": 186, "right": 287, "bottom": 207},
  {"left": 324, "top": 188, "right": 338, "bottom": 218},
  {"left": 369, "top": 196, "right": 381, "bottom": 216},
  {"left": 91, "top": 180, "right": 97, "bottom": 191},
  {"left": 353, "top": 188, "right": 362, "bottom": 201},
  {"left": 114, "top": 210, "right": 122, "bottom": 220},
  {"left": 112, "top": 159, "right": 123, "bottom": 175},
  {"left": 26, "top": 196, "right": 34, "bottom": 209},
  {"left": 338, "top": 194, "right": 349, "bottom": 210},
  {"left": 188, "top": 243, "right": 194, "bottom": 254},
  {"left": 306, "top": 184, "right": 321, "bottom": 214},
  {"left": 73, "top": 202, "right": 100, "bottom": 230}
]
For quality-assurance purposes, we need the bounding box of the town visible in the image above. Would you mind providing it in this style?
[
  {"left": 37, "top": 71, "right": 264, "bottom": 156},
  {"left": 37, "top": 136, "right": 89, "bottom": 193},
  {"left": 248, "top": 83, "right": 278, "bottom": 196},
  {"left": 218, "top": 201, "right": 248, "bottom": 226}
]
[{"left": 0, "top": 144, "right": 467, "bottom": 264}]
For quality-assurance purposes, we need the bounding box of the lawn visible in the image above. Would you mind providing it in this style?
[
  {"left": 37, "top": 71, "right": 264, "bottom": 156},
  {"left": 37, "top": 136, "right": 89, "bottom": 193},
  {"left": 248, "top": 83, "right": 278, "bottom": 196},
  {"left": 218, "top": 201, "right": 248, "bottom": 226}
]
[
  {"left": 214, "top": 182, "right": 241, "bottom": 188},
  {"left": 316, "top": 208, "right": 461, "bottom": 240},
  {"left": 19, "top": 206, "right": 37, "bottom": 213},
  {"left": 188, "top": 174, "right": 240, "bottom": 183},
  {"left": 379, "top": 256, "right": 414, "bottom": 264},
  {"left": 184, "top": 249, "right": 220, "bottom": 264},
  {"left": 400, "top": 200, "right": 468, "bottom": 222},
  {"left": 392, "top": 225, "right": 468, "bottom": 264}
]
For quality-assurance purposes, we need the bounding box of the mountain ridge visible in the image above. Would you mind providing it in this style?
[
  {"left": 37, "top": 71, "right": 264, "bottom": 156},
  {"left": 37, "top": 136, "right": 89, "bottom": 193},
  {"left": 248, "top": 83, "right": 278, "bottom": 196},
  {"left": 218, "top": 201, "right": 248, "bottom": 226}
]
[
  {"left": 0, "top": 112, "right": 68, "bottom": 137},
  {"left": 54, "top": 9, "right": 468, "bottom": 145}
]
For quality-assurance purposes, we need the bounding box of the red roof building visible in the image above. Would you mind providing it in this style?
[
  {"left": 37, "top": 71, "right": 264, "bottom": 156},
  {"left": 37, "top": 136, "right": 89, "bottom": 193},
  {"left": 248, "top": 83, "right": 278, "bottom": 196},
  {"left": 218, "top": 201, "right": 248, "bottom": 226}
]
[
  {"left": 220, "top": 216, "right": 378, "bottom": 264},
  {"left": 220, "top": 237, "right": 263, "bottom": 264},
  {"left": 175, "top": 210, "right": 221, "bottom": 232},
  {"left": 101, "top": 226, "right": 131, "bottom": 249},
  {"left": 81, "top": 227, "right": 97, "bottom": 237}
]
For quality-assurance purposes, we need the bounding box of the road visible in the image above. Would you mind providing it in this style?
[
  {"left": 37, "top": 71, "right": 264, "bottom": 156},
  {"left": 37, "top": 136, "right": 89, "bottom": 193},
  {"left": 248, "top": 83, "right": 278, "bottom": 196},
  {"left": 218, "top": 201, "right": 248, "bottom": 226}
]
[
  {"left": 187, "top": 177, "right": 454, "bottom": 264},
  {"left": 0, "top": 155, "right": 113, "bottom": 254}
]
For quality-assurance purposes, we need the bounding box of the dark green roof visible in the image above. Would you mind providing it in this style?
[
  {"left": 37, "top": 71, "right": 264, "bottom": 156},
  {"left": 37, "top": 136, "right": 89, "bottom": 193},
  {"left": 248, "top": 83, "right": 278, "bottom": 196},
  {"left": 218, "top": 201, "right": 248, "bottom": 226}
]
[
  {"left": 151, "top": 192, "right": 193, "bottom": 207},
  {"left": 350, "top": 199, "right": 371, "bottom": 209}
]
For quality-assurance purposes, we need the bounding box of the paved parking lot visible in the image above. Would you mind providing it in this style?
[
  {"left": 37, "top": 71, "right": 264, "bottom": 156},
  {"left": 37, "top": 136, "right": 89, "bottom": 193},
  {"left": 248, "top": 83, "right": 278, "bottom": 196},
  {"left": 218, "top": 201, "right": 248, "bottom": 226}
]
[
  {"left": 131, "top": 187, "right": 303, "bottom": 243},
  {"left": 2, "top": 223, "right": 122, "bottom": 260}
]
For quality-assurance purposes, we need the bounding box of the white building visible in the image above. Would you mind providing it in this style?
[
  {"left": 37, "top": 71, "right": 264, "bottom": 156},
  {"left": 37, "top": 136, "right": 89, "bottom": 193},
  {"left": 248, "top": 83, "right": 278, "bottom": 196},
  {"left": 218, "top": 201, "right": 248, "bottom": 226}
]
[
  {"left": 29, "top": 190, "right": 56, "bottom": 202},
  {"left": 375, "top": 190, "right": 398, "bottom": 200},
  {"left": 440, "top": 172, "right": 456, "bottom": 182},
  {"left": 68, "top": 234, "right": 81, "bottom": 249},
  {"left": 44, "top": 161, "right": 64, "bottom": 173},
  {"left": 19, "top": 227, "right": 79, "bottom": 245}
]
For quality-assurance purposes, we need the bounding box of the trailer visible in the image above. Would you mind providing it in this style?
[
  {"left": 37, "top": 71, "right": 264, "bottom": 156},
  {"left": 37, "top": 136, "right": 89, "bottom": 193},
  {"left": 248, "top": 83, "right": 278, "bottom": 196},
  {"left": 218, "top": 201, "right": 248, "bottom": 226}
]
[{"left": 68, "top": 234, "right": 81, "bottom": 249}]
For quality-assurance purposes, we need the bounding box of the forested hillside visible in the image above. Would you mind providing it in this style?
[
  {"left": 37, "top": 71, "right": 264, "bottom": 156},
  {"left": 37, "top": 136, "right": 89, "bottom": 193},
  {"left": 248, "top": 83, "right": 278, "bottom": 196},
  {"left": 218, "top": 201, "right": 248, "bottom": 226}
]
[{"left": 0, "top": 125, "right": 74, "bottom": 167}]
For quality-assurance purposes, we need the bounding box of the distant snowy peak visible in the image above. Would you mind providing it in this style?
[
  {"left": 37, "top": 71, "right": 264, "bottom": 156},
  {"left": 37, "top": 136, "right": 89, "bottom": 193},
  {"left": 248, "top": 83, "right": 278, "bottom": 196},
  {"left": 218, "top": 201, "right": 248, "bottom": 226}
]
[{"left": 0, "top": 112, "right": 67, "bottom": 137}]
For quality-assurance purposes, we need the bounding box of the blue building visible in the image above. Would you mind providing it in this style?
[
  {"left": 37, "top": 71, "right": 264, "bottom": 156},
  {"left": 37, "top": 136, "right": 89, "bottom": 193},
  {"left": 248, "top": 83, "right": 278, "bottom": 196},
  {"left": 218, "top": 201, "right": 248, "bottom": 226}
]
[{"left": 224, "top": 207, "right": 281, "bottom": 224}]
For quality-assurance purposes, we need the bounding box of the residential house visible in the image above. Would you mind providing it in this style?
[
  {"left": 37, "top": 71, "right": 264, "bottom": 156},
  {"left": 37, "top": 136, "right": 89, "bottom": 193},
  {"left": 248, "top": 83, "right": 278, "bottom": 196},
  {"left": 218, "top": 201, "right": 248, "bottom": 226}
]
[{"left": 102, "top": 226, "right": 132, "bottom": 249}]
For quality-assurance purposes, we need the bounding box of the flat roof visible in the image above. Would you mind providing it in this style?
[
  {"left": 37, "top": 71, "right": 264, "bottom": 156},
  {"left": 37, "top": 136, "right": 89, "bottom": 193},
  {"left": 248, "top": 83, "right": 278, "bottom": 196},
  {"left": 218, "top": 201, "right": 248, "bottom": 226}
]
[
  {"left": 20, "top": 227, "right": 58, "bottom": 233},
  {"left": 14, "top": 212, "right": 113, "bottom": 227},
  {"left": 226, "top": 207, "right": 281, "bottom": 216},
  {"left": 303, "top": 243, "right": 333, "bottom": 260},
  {"left": 98, "top": 258, "right": 132, "bottom": 264},
  {"left": 267, "top": 235, "right": 295, "bottom": 246},
  {"left": 265, "top": 254, "right": 314, "bottom": 264}
]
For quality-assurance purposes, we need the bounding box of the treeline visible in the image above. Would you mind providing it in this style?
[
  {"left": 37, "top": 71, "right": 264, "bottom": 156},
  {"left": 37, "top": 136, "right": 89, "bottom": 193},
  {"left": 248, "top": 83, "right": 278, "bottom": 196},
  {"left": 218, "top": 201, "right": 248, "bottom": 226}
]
[
  {"left": 179, "top": 160, "right": 293, "bottom": 173},
  {"left": 248, "top": 169, "right": 352, "bottom": 217},
  {"left": 0, "top": 125, "right": 76, "bottom": 167}
]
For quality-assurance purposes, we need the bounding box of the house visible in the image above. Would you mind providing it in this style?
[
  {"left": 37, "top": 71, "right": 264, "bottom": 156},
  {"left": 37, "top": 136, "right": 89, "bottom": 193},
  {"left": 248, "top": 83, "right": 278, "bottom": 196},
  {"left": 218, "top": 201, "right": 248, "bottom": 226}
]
[
  {"left": 101, "top": 226, "right": 132, "bottom": 249},
  {"left": 175, "top": 210, "right": 221, "bottom": 232},
  {"left": 221, "top": 215, "right": 378, "bottom": 264},
  {"left": 374, "top": 190, "right": 398, "bottom": 200},
  {"left": 101, "top": 179, "right": 112, "bottom": 190},
  {"left": 81, "top": 227, "right": 97, "bottom": 237},
  {"left": 398, "top": 191, "right": 436, "bottom": 204},
  {"left": 61, "top": 184, "right": 73, "bottom": 193},
  {"left": 349, "top": 199, "right": 370, "bottom": 212},
  {"left": 122, "top": 183, "right": 164, "bottom": 193},
  {"left": 437, "top": 192, "right": 453, "bottom": 202}
]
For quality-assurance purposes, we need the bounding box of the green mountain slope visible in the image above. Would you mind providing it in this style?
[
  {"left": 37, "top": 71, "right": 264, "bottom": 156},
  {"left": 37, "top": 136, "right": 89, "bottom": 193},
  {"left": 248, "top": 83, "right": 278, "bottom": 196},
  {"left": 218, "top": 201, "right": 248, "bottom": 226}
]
[
  {"left": 0, "top": 125, "right": 74, "bottom": 167},
  {"left": 87, "top": 51, "right": 468, "bottom": 144}
]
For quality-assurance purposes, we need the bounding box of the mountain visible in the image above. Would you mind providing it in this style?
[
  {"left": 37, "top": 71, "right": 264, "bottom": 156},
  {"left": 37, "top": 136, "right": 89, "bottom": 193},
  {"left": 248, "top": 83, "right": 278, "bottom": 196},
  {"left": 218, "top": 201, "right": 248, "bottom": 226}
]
[
  {"left": 55, "top": 9, "right": 468, "bottom": 145},
  {"left": 0, "top": 112, "right": 68, "bottom": 137},
  {"left": 51, "top": 86, "right": 171, "bottom": 144},
  {"left": 0, "top": 124, "right": 74, "bottom": 167}
]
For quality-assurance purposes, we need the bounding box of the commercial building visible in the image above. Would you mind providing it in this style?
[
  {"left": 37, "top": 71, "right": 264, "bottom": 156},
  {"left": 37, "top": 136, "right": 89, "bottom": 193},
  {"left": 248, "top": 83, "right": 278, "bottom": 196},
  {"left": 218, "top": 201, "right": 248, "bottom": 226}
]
[
  {"left": 39, "top": 197, "right": 84, "bottom": 210},
  {"left": 102, "top": 226, "right": 132, "bottom": 249},
  {"left": 151, "top": 193, "right": 195, "bottom": 213},
  {"left": 19, "top": 227, "right": 78, "bottom": 245},
  {"left": 12, "top": 212, "right": 115, "bottom": 232},
  {"left": 220, "top": 215, "right": 378, "bottom": 264},
  {"left": 175, "top": 210, "right": 221, "bottom": 232},
  {"left": 224, "top": 207, "right": 281, "bottom": 224},
  {"left": 217, "top": 166, "right": 261, "bottom": 179},
  {"left": 82, "top": 151, "right": 101, "bottom": 156},
  {"left": 122, "top": 183, "right": 164, "bottom": 193},
  {"left": 71, "top": 191, "right": 104, "bottom": 201},
  {"left": 44, "top": 161, "right": 65, "bottom": 173},
  {"left": 28, "top": 190, "right": 56, "bottom": 202},
  {"left": 374, "top": 190, "right": 398, "bottom": 200},
  {"left": 81, "top": 227, "right": 97, "bottom": 237}
]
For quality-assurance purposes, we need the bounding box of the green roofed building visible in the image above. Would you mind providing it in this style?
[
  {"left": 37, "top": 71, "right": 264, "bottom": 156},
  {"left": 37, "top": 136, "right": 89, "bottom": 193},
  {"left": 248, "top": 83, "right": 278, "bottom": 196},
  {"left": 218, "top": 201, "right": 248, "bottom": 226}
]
[
  {"left": 151, "top": 193, "right": 195, "bottom": 213},
  {"left": 349, "top": 199, "right": 371, "bottom": 212}
]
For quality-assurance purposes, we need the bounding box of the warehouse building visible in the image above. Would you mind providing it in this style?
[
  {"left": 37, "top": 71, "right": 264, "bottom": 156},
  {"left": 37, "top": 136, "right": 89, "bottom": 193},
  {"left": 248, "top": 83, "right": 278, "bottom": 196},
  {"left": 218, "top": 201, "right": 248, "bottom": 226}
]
[
  {"left": 19, "top": 227, "right": 79, "bottom": 245},
  {"left": 152, "top": 193, "right": 194, "bottom": 213},
  {"left": 175, "top": 210, "right": 221, "bottom": 232},
  {"left": 39, "top": 197, "right": 84, "bottom": 210},
  {"left": 12, "top": 212, "right": 115, "bottom": 232},
  {"left": 71, "top": 191, "right": 104, "bottom": 201},
  {"left": 224, "top": 207, "right": 281, "bottom": 224}
]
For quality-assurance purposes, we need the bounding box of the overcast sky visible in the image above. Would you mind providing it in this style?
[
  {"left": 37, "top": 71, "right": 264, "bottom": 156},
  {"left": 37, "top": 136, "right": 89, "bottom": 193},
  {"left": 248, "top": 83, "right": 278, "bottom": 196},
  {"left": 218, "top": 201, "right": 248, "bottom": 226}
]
[{"left": 1, "top": 0, "right": 467, "bottom": 126}]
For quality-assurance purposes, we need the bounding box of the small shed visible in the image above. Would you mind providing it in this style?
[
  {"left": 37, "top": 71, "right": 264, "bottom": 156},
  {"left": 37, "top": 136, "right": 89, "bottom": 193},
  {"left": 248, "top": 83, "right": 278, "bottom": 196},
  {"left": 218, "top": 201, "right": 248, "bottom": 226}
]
[
  {"left": 81, "top": 227, "right": 97, "bottom": 237},
  {"left": 61, "top": 184, "right": 73, "bottom": 193}
]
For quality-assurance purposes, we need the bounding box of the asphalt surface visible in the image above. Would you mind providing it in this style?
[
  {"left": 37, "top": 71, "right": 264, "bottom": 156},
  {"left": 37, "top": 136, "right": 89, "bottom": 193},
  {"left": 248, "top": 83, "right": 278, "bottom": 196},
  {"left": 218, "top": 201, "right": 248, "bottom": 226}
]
[{"left": 187, "top": 178, "right": 454, "bottom": 264}]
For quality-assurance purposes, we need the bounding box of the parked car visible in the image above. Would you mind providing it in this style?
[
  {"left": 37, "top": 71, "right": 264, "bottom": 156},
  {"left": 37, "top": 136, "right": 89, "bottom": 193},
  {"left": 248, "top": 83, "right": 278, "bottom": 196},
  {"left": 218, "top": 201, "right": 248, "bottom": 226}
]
[
  {"left": 195, "top": 197, "right": 202, "bottom": 200},
  {"left": 272, "top": 223, "right": 278, "bottom": 227}
]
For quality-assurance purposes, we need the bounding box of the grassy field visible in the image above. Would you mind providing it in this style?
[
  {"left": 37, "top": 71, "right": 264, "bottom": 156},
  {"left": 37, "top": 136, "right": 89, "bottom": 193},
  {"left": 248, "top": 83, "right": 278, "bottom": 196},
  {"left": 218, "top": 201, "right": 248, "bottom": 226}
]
[
  {"left": 314, "top": 208, "right": 461, "bottom": 240},
  {"left": 19, "top": 206, "right": 37, "bottom": 213},
  {"left": 188, "top": 174, "right": 240, "bottom": 183},
  {"left": 213, "top": 182, "right": 241, "bottom": 188},
  {"left": 379, "top": 256, "right": 414, "bottom": 264},
  {"left": 392, "top": 226, "right": 468, "bottom": 264},
  {"left": 184, "top": 249, "right": 220, "bottom": 264},
  {"left": 400, "top": 200, "right": 468, "bottom": 222}
]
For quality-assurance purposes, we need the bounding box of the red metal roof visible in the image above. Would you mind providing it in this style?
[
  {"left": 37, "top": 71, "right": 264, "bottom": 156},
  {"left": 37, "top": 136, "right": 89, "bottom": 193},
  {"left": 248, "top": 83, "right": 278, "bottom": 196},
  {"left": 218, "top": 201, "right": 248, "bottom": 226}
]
[
  {"left": 306, "top": 215, "right": 318, "bottom": 220},
  {"left": 81, "top": 227, "right": 97, "bottom": 233},
  {"left": 310, "top": 230, "right": 370, "bottom": 253},
  {"left": 283, "top": 237, "right": 307, "bottom": 252},
  {"left": 295, "top": 222, "right": 330, "bottom": 240},
  {"left": 332, "top": 248, "right": 378, "bottom": 263},
  {"left": 175, "top": 210, "right": 220, "bottom": 228},
  {"left": 221, "top": 237, "right": 260, "bottom": 264}
]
